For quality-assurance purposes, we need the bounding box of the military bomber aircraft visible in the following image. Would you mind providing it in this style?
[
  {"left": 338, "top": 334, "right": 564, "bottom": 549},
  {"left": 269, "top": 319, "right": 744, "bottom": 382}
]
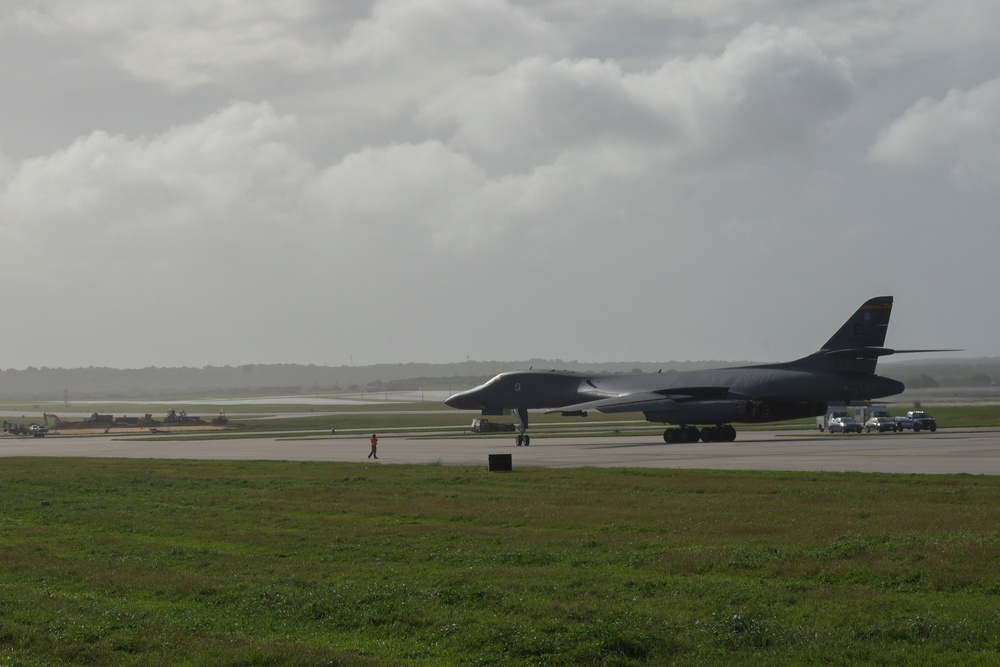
[{"left": 444, "top": 296, "right": 951, "bottom": 445}]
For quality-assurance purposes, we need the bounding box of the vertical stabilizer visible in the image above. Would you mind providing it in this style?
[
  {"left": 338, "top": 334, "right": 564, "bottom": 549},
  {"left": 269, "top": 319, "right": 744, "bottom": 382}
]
[
  {"left": 802, "top": 296, "right": 894, "bottom": 375},
  {"left": 821, "top": 296, "right": 893, "bottom": 351}
]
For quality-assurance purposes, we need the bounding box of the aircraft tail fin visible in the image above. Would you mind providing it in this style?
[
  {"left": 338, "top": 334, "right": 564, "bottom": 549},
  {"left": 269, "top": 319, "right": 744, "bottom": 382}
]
[
  {"left": 798, "top": 296, "right": 959, "bottom": 374},
  {"left": 822, "top": 296, "right": 894, "bottom": 352},
  {"left": 796, "top": 296, "right": 894, "bottom": 375}
]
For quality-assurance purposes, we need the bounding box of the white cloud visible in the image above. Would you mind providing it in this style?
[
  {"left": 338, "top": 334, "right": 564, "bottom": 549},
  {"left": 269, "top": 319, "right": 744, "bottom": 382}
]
[
  {"left": 306, "top": 141, "right": 487, "bottom": 247},
  {"left": 13, "top": 0, "right": 553, "bottom": 92},
  {"left": 0, "top": 102, "right": 310, "bottom": 283},
  {"left": 421, "top": 25, "right": 854, "bottom": 172},
  {"left": 316, "top": 0, "right": 555, "bottom": 120},
  {"left": 0, "top": 148, "right": 12, "bottom": 184},
  {"left": 0, "top": 2, "right": 998, "bottom": 367},
  {"left": 336, "top": 0, "right": 550, "bottom": 67},
  {"left": 0, "top": 24, "right": 859, "bottom": 288},
  {"left": 15, "top": 0, "right": 329, "bottom": 88},
  {"left": 636, "top": 24, "right": 854, "bottom": 158},
  {"left": 420, "top": 57, "right": 660, "bottom": 171},
  {"left": 869, "top": 77, "right": 1000, "bottom": 180}
]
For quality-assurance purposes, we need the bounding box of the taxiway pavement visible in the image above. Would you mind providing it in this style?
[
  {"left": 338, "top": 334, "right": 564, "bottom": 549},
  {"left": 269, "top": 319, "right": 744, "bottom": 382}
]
[{"left": 1, "top": 429, "right": 999, "bottom": 474}]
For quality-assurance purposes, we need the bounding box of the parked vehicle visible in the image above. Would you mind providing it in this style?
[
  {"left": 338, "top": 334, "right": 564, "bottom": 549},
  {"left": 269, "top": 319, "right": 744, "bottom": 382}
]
[
  {"left": 906, "top": 410, "right": 938, "bottom": 432},
  {"left": 865, "top": 408, "right": 898, "bottom": 433},
  {"left": 817, "top": 410, "right": 851, "bottom": 432},
  {"left": 471, "top": 418, "right": 515, "bottom": 433},
  {"left": 828, "top": 417, "right": 863, "bottom": 434},
  {"left": 894, "top": 414, "right": 916, "bottom": 431}
]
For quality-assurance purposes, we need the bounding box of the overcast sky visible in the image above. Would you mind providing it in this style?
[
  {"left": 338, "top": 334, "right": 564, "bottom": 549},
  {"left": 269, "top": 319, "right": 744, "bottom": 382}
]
[{"left": 0, "top": 1, "right": 996, "bottom": 369}]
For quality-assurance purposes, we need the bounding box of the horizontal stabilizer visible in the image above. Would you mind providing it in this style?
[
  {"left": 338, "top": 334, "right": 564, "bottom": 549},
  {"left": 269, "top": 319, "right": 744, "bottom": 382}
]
[{"left": 823, "top": 347, "right": 962, "bottom": 359}]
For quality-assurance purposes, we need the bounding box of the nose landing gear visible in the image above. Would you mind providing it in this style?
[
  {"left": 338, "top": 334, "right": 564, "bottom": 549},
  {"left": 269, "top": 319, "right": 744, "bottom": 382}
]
[{"left": 515, "top": 408, "right": 530, "bottom": 446}]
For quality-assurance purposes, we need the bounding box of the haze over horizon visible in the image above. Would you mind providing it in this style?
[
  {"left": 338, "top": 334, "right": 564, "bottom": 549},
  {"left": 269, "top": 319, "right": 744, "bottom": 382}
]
[
  {"left": 0, "top": 355, "right": 985, "bottom": 374},
  {"left": 1, "top": 2, "right": 995, "bottom": 369}
]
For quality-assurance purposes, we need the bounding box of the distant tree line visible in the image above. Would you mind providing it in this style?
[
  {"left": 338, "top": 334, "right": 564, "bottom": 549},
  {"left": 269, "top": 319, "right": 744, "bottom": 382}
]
[
  {"left": 0, "top": 360, "right": 745, "bottom": 401},
  {"left": 0, "top": 358, "right": 989, "bottom": 401},
  {"left": 886, "top": 357, "right": 997, "bottom": 390}
]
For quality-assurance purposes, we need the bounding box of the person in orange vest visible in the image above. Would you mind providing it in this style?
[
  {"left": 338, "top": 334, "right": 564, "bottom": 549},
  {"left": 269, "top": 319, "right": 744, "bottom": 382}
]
[{"left": 368, "top": 433, "right": 379, "bottom": 459}]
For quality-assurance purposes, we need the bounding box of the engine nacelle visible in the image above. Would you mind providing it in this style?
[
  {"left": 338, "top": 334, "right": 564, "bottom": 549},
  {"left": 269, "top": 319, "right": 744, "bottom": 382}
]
[{"left": 644, "top": 400, "right": 826, "bottom": 425}]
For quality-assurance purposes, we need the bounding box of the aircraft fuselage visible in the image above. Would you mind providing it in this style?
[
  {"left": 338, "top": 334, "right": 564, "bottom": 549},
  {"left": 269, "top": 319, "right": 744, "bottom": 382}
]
[
  {"left": 443, "top": 297, "right": 942, "bottom": 444},
  {"left": 444, "top": 364, "right": 904, "bottom": 422}
]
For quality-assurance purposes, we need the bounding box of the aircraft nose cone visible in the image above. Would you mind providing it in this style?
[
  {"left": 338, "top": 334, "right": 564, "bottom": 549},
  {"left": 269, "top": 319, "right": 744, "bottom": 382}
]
[{"left": 445, "top": 392, "right": 470, "bottom": 409}]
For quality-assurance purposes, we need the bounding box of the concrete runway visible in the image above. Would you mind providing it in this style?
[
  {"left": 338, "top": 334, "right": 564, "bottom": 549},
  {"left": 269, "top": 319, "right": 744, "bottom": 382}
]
[{"left": 2, "top": 429, "right": 1000, "bottom": 474}]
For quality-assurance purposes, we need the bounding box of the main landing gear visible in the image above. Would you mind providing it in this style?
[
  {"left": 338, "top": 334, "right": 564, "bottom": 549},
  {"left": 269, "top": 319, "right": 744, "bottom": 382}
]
[
  {"left": 515, "top": 408, "right": 530, "bottom": 446},
  {"left": 663, "top": 425, "right": 737, "bottom": 444}
]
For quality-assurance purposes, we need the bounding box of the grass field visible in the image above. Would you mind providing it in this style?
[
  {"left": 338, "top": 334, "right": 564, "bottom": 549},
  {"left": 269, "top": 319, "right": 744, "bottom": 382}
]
[
  {"left": 10, "top": 399, "right": 1000, "bottom": 429},
  {"left": 1, "top": 458, "right": 999, "bottom": 665}
]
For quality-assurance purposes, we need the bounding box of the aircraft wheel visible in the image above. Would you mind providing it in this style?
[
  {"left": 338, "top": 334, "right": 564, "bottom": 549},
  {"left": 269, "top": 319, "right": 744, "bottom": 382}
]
[
  {"left": 663, "top": 429, "right": 677, "bottom": 444},
  {"left": 684, "top": 426, "right": 700, "bottom": 443},
  {"left": 524, "top": 435, "right": 530, "bottom": 446},
  {"left": 700, "top": 427, "right": 715, "bottom": 443},
  {"left": 723, "top": 425, "right": 737, "bottom": 441},
  {"left": 515, "top": 434, "right": 523, "bottom": 446}
]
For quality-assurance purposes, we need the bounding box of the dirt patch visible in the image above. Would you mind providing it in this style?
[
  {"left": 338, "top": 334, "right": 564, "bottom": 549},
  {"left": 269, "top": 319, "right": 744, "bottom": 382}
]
[{"left": 45, "top": 426, "right": 227, "bottom": 436}]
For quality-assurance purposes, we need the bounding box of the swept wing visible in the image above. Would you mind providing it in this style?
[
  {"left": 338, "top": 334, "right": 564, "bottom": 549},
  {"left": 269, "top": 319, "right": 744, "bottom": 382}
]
[{"left": 546, "top": 387, "right": 731, "bottom": 415}]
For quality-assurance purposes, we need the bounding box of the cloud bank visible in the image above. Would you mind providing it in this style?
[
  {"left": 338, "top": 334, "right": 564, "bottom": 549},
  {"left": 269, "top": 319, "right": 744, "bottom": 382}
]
[{"left": 0, "top": 1, "right": 995, "bottom": 367}]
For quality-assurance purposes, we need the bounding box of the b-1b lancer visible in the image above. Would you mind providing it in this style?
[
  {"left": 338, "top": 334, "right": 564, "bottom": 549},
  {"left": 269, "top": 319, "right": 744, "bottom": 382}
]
[{"left": 445, "top": 296, "right": 951, "bottom": 445}]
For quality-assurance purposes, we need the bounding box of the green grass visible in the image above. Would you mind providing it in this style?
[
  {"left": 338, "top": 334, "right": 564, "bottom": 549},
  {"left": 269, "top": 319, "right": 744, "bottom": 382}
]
[
  {"left": 0, "top": 460, "right": 999, "bottom": 665},
  {"left": 16, "top": 400, "right": 1000, "bottom": 435},
  {"left": 201, "top": 402, "right": 1000, "bottom": 437},
  {"left": 908, "top": 405, "right": 1000, "bottom": 427}
]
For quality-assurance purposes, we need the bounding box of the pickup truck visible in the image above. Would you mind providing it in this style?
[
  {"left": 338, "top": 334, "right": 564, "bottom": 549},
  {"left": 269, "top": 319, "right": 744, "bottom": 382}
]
[{"left": 906, "top": 410, "right": 938, "bottom": 432}]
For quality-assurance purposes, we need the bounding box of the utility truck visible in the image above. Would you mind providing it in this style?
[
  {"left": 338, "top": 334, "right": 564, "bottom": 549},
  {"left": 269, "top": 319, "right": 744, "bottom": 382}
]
[{"left": 471, "top": 419, "right": 515, "bottom": 433}]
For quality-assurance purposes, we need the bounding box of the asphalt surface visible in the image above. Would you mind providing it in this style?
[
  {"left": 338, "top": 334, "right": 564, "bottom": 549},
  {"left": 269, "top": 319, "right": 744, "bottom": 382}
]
[{"left": 2, "top": 429, "right": 1000, "bottom": 474}]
